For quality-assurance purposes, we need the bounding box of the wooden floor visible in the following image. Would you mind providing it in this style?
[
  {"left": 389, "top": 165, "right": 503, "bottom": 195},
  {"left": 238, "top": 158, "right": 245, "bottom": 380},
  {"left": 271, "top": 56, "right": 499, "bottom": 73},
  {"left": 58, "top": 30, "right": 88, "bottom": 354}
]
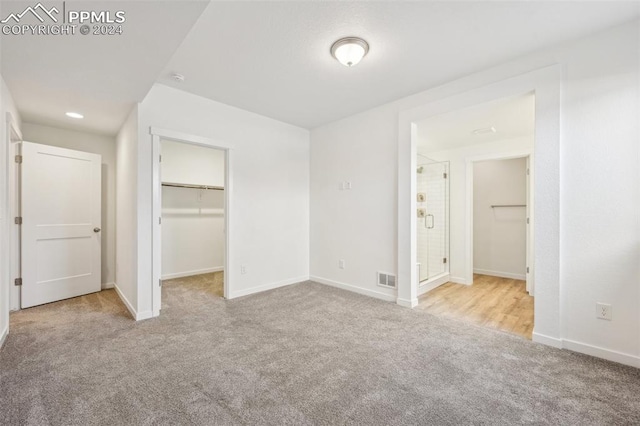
[{"left": 417, "top": 274, "right": 534, "bottom": 339}]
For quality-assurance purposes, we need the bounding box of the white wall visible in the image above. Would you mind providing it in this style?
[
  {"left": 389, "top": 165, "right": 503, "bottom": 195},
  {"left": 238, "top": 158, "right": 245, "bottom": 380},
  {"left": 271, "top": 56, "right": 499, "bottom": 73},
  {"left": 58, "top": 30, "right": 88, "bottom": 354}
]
[
  {"left": 162, "top": 187, "right": 225, "bottom": 279},
  {"left": 115, "top": 106, "right": 139, "bottom": 318},
  {"left": 420, "top": 136, "right": 533, "bottom": 283},
  {"left": 134, "top": 84, "right": 309, "bottom": 314},
  {"left": 310, "top": 21, "right": 639, "bottom": 366},
  {"left": 0, "top": 76, "right": 21, "bottom": 347},
  {"left": 21, "top": 123, "right": 116, "bottom": 289},
  {"left": 473, "top": 158, "right": 527, "bottom": 279},
  {"left": 162, "top": 139, "right": 225, "bottom": 187},
  {"left": 559, "top": 21, "right": 639, "bottom": 363},
  {"left": 310, "top": 105, "right": 399, "bottom": 302},
  {"left": 161, "top": 140, "right": 225, "bottom": 279}
]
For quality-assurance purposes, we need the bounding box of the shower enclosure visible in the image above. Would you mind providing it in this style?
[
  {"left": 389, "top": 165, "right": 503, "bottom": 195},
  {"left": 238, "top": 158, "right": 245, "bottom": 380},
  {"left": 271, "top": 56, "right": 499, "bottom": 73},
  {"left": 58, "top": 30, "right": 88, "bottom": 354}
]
[{"left": 416, "top": 156, "right": 450, "bottom": 286}]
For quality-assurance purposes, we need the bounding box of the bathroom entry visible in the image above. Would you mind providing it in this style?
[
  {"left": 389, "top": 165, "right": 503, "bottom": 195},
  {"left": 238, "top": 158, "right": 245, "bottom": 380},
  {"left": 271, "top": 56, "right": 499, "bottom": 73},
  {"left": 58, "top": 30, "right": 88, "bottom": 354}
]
[
  {"left": 159, "top": 139, "right": 227, "bottom": 302},
  {"left": 413, "top": 92, "right": 535, "bottom": 339}
]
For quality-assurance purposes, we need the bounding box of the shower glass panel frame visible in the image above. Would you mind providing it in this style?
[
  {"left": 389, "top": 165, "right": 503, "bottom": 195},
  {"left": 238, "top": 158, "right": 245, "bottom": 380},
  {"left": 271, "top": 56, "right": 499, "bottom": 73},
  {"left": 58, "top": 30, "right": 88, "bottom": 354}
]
[{"left": 416, "top": 156, "right": 450, "bottom": 285}]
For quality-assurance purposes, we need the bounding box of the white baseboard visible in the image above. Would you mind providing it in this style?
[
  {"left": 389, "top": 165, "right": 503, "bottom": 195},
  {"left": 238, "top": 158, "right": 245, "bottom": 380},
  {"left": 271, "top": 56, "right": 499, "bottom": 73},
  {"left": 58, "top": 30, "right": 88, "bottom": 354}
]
[
  {"left": 396, "top": 297, "right": 418, "bottom": 308},
  {"left": 114, "top": 283, "right": 136, "bottom": 320},
  {"left": 228, "top": 275, "right": 308, "bottom": 299},
  {"left": 161, "top": 267, "right": 224, "bottom": 280},
  {"left": 450, "top": 276, "right": 472, "bottom": 285},
  {"left": 0, "top": 325, "right": 8, "bottom": 349},
  {"left": 102, "top": 282, "right": 115, "bottom": 290},
  {"left": 113, "top": 283, "right": 153, "bottom": 321},
  {"left": 532, "top": 331, "right": 639, "bottom": 369},
  {"left": 135, "top": 310, "right": 154, "bottom": 321},
  {"left": 473, "top": 269, "right": 526, "bottom": 281},
  {"left": 309, "top": 276, "right": 396, "bottom": 303},
  {"left": 418, "top": 273, "right": 450, "bottom": 296},
  {"left": 532, "top": 331, "right": 563, "bottom": 348},
  {"left": 563, "top": 339, "right": 640, "bottom": 368}
]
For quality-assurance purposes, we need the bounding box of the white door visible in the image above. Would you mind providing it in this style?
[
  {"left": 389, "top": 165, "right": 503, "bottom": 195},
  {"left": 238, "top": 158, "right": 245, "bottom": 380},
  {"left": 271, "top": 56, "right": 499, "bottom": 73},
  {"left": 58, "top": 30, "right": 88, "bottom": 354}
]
[{"left": 21, "top": 142, "right": 102, "bottom": 308}]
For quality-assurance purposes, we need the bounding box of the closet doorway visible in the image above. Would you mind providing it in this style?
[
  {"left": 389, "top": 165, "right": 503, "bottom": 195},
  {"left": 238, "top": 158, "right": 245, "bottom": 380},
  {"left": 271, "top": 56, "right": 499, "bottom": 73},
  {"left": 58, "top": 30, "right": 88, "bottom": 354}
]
[{"left": 155, "top": 137, "right": 228, "bottom": 310}]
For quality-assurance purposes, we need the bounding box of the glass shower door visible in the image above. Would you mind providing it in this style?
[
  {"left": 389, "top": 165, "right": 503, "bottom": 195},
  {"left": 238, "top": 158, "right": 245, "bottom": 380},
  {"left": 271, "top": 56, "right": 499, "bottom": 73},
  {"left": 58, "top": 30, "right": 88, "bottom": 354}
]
[{"left": 417, "top": 160, "right": 449, "bottom": 283}]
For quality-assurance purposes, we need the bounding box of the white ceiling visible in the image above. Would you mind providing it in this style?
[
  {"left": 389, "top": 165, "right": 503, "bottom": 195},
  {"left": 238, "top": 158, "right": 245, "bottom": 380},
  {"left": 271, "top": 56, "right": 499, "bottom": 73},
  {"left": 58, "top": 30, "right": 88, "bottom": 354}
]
[
  {"left": 0, "top": 1, "right": 208, "bottom": 135},
  {"left": 415, "top": 92, "right": 535, "bottom": 153},
  {"left": 1, "top": 1, "right": 638, "bottom": 135},
  {"left": 160, "top": 1, "right": 639, "bottom": 129}
]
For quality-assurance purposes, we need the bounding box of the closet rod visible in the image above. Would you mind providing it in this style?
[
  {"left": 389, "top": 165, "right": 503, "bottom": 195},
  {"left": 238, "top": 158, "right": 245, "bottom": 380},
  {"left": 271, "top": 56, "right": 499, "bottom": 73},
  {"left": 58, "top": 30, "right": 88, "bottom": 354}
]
[
  {"left": 491, "top": 204, "right": 526, "bottom": 208},
  {"left": 162, "top": 182, "right": 224, "bottom": 191}
]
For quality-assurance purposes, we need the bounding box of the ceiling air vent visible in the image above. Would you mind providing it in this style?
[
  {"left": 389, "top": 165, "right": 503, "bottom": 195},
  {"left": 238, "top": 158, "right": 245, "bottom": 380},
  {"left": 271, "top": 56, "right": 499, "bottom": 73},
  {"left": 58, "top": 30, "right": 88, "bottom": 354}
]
[{"left": 377, "top": 272, "right": 397, "bottom": 289}]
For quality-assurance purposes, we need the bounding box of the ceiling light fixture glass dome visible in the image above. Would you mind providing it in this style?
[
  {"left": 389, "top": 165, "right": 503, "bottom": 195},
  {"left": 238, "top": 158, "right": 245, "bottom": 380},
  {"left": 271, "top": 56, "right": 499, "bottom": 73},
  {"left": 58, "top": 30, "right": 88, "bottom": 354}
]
[{"left": 331, "top": 37, "right": 369, "bottom": 67}]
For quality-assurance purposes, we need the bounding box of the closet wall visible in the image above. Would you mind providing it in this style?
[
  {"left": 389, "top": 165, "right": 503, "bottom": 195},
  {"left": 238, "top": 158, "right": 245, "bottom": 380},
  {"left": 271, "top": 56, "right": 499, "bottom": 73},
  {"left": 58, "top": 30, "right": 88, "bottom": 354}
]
[
  {"left": 161, "top": 140, "right": 225, "bottom": 279},
  {"left": 473, "top": 158, "right": 527, "bottom": 279}
]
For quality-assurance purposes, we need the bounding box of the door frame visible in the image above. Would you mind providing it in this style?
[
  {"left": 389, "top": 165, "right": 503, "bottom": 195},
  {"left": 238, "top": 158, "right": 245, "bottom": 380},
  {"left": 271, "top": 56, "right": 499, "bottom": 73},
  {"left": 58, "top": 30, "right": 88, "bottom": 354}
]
[
  {"left": 465, "top": 151, "right": 533, "bottom": 293},
  {"left": 150, "top": 127, "right": 231, "bottom": 317},
  {"left": 397, "top": 65, "right": 561, "bottom": 347},
  {"left": 6, "top": 113, "right": 22, "bottom": 312}
]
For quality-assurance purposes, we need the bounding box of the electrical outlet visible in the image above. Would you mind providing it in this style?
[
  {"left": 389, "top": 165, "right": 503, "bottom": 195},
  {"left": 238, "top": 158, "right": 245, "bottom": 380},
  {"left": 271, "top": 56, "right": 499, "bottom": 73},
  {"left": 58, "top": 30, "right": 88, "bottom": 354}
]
[
  {"left": 338, "top": 259, "right": 345, "bottom": 269},
  {"left": 345, "top": 181, "right": 352, "bottom": 190},
  {"left": 240, "top": 265, "right": 247, "bottom": 275},
  {"left": 596, "top": 303, "right": 612, "bottom": 320}
]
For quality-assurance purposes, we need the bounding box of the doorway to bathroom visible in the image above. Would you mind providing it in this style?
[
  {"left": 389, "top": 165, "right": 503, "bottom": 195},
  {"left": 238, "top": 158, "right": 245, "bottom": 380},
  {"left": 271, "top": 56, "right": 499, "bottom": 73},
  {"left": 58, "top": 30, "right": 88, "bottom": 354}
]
[{"left": 413, "top": 92, "right": 535, "bottom": 339}]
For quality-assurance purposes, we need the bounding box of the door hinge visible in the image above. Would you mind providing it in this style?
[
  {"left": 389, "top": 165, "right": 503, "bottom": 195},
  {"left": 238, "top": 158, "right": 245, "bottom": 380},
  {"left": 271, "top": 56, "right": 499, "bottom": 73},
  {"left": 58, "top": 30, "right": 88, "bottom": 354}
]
[
  {"left": 443, "top": 257, "right": 447, "bottom": 264},
  {"left": 443, "top": 172, "right": 447, "bottom": 179},
  {"left": 14, "top": 278, "right": 22, "bottom": 286},
  {"left": 527, "top": 266, "right": 530, "bottom": 274},
  {"left": 159, "top": 279, "right": 162, "bottom": 287},
  {"left": 159, "top": 217, "right": 162, "bottom": 225},
  {"left": 14, "top": 217, "right": 22, "bottom": 225},
  {"left": 159, "top": 155, "right": 162, "bottom": 163},
  {"left": 15, "top": 155, "right": 22, "bottom": 163},
  {"left": 527, "top": 168, "right": 530, "bottom": 175},
  {"left": 527, "top": 217, "right": 530, "bottom": 224}
]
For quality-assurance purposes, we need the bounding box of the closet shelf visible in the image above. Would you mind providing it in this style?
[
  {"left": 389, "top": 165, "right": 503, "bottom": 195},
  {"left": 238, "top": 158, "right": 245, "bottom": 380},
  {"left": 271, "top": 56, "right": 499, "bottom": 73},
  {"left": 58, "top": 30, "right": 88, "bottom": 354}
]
[
  {"left": 490, "top": 204, "right": 526, "bottom": 208},
  {"left": 162, "top": 182, "right": 224, "bottom": 191}
]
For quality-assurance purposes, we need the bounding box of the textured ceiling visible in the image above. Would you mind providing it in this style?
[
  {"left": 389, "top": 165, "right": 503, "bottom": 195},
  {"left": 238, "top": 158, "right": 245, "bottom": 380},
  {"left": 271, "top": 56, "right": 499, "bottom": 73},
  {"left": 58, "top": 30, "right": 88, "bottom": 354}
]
[
  {"left": 160, "top": 1, "right": 639, "bottom": 129},
  {"left": 1, "top": 1, "right": 638, "bottom": 135},
  {"left": 416, "top": 93, "right": 535, "bottom": 153},
  {"left": 0, "top": 1, "right": 208, "bottom": 135}
]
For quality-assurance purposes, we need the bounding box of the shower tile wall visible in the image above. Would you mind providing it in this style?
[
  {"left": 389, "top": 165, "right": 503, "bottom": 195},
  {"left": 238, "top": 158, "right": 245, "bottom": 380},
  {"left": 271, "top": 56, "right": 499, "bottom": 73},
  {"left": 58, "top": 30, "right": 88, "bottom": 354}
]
[
  {"left": 417, "top": 162, "right": 448, "bottom": 283},
  {"left": 417, "top": 170, "right": 429, "bottom": 282}
]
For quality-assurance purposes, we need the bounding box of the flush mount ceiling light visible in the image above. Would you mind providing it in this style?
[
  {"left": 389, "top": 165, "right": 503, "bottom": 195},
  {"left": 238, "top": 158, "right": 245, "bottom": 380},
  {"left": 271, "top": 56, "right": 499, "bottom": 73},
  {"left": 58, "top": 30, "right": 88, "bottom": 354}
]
[
  {"left": 65, "top": 112, "right": 84, "bottom": 119},
  {"left": 330, "top": 37, "right": 369, "bottom": 67},
  {"left": 472, "top": 126, "right": 496, "bottom": 135}
]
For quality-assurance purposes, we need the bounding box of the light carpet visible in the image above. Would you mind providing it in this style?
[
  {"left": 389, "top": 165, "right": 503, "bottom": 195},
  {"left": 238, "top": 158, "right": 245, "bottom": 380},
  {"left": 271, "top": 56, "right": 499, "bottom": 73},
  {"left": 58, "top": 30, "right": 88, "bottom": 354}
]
[{"left": 1, "top": 278, "right": 639, "bottom": 425}]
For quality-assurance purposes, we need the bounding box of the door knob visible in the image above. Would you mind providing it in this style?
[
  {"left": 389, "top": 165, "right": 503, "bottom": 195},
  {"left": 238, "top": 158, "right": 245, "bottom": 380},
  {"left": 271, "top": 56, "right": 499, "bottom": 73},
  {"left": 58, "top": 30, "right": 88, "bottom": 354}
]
[{"left": 94, "top": 227, "right": 101, "bottom": 233}]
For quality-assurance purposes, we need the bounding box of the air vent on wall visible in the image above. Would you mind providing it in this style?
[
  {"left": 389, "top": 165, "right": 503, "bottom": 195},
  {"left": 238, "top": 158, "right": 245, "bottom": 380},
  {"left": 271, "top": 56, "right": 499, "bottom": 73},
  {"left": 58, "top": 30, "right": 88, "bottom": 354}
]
[{"left": 377, "top": 272, "right": 397, "bottom": 289}]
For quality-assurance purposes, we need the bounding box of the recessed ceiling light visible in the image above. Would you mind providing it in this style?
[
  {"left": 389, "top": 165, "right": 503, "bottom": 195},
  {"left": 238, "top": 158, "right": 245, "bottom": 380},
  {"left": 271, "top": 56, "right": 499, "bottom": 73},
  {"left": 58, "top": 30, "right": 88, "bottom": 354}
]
[
  {"left": 331, "top": 37, "right": 369, "bottom": 67},
  {"left": 472, "top": 126, "right": 496, "bottom": 135},
  {"left": 65, "top": 112, "right": 84, "bottom": 119}
]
